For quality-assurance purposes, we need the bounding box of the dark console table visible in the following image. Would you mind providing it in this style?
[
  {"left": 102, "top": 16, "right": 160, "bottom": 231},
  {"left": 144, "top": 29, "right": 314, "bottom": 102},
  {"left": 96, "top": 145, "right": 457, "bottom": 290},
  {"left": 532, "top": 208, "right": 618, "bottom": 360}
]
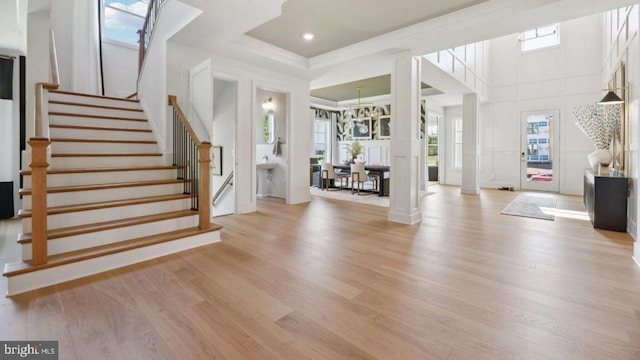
[{"left": 583, "top": 170, "right": 628, "bottom": 232}]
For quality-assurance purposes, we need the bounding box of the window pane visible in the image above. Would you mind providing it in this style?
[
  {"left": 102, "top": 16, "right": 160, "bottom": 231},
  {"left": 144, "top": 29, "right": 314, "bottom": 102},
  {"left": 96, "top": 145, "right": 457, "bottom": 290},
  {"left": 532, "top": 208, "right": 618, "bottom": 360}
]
[
  {"left": 106, "top": 0, "right": 149, "bottom": 16},
  {"left": 454, "top": 144, "right": 463, "bottom": 168},
  {"left": 521, "top": 24, "right": 559, "bottom": 52},
  {"left": 104, "top": 1, "right": 148, "bottom": 46}
]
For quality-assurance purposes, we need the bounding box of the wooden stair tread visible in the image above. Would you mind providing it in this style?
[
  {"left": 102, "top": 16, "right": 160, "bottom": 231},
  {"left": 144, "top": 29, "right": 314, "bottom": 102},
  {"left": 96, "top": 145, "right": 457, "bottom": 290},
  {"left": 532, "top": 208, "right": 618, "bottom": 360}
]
[
  {"left": 51, "top": 138, "right": 156, "bottom": 144},
  {"left": 19, "top": 194, "right": 191, "bottom": 218},
  {"left": 18, "top": 209, "right": 200, "bottom": 243},
  {"left": 49, "top": 111, "right": 147, "bottom": 122},
  {"left": 21, "top": 165, "right": 178, "bottom": 176},
  {"left": 20, "top": 179, "right": 183, "bottom": 195},
  {"left": 49, "top": 89, "right": 140, "bottom": 103},
  {"left": 5, "top": 224, "right": 222, "bottom": 277},
  {"left": 51, "top": 153, "right": 162, "bottom": 157},
  {"left": 50, "top": 124, "right": 152, "bottom": 133},
  {"left": 49, "top": 100, "right": 144, "bottom": 112}
]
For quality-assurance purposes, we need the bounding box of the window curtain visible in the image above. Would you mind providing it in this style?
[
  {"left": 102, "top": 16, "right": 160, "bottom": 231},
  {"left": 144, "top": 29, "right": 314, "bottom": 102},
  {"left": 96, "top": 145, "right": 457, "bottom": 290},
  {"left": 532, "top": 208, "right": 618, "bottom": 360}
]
[{"left": 50, "top": 0, "right": 102, "bottom": 94}]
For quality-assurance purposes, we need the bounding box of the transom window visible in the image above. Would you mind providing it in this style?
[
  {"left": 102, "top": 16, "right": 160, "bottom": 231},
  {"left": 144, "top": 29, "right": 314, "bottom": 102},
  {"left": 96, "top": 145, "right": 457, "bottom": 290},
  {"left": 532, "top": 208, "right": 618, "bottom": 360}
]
[
  {"left": 103, "top": 0, "right": 149, "bottom": 46},
  {"left": 520, "top": 24, "right": 559, "bottom": 52}
]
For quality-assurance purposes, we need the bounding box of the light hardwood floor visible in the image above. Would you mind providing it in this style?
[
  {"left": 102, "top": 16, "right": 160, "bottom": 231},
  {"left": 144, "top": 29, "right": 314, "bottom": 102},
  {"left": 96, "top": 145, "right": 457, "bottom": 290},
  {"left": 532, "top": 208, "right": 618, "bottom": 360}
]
[{"left": 1, "top": 185, "right": 639, "bottom": 359}]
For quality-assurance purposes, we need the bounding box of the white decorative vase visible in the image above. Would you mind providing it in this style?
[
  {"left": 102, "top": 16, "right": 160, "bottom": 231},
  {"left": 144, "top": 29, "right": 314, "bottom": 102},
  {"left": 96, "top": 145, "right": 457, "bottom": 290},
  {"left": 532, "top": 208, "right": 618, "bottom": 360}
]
[{"left": 587, "top": 149, "right": 612, "bottom": 172}]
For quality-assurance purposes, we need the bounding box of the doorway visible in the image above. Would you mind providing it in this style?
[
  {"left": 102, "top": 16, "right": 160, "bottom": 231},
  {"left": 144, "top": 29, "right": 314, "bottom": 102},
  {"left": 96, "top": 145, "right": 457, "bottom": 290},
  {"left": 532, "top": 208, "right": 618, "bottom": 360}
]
[
  {"left": 211, "top": 77, "right": 237, "bottom": 216},
  {"left": 521, "top": 110, "right": 559, "bottom": 192},
  {"left": 427, "top": 112, "right": 440, "bottom": 183}
]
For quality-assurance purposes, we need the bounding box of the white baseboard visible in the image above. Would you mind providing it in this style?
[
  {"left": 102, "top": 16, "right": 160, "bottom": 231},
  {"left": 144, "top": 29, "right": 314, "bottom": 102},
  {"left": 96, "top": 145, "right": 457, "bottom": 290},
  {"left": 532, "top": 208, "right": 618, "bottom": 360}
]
[{"left": 7, "top": 230, "right": 220, "bottom": 296}]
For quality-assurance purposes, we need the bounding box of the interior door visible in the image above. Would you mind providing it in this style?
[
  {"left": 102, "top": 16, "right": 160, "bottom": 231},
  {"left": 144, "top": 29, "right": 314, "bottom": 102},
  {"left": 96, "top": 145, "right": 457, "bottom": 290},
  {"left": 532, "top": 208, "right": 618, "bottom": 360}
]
[{"left": 521, "top": 110, "right": 560, "bottom": 192}]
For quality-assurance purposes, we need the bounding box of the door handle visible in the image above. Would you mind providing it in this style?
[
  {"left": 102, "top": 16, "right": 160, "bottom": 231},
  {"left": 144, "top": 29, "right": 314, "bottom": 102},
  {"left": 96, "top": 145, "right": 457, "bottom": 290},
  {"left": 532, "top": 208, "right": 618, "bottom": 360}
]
[{"left": 521, "top": 152, "right": 526, "bottom": 162}]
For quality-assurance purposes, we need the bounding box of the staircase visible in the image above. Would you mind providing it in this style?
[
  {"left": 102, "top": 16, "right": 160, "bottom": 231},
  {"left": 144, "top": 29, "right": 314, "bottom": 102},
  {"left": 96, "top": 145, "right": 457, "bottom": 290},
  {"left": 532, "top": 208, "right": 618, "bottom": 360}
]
[{"left": 3, "top": 90, "right": 221, "bottom": 296}]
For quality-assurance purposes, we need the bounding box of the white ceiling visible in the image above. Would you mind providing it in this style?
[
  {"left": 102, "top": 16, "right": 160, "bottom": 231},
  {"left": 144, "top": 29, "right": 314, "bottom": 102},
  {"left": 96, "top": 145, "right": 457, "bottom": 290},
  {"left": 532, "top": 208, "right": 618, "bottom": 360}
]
[{"left": 246, "top": 0, "right": 489, "bottom": 58}]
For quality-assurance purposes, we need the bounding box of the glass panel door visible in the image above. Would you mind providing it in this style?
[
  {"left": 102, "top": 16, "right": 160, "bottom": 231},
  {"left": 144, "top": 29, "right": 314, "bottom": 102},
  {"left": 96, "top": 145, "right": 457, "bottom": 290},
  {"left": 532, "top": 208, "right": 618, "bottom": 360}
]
[{"left": 521, "top": 110, "right": 559, "bottom": 192}]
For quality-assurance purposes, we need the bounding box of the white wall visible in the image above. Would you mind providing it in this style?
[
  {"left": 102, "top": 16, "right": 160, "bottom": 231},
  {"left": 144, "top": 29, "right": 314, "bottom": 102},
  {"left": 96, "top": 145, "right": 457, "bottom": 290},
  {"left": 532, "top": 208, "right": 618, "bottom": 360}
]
[
  {"left": 166, "top": 41, "right": 311, "bottom": 213},
  {"left": 602, "top": 7, "right": 639, "bottom": 255},
  {"left": 0, "top": 0, "right": 27, "bottom": 55},
  {"left": 212, "top": 78, "right": 236, "bottom": 216},
  {"left": 102, "top": 41, "right": 137, "bottom": 97},
  {"left": 483, "top": 14, "right": 603, "bottom": 194},
  {"left": 49, "top": 0, "right": 101, "bottom": 94},
  {"left": 138, "top": 0, "right": 201, "bottom": 158}
]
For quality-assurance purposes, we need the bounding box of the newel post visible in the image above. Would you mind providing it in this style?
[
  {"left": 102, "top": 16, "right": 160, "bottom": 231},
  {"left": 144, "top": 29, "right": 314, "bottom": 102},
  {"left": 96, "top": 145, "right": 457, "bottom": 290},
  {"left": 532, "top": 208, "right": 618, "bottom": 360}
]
[
  {"left": 198, "top": 142, "right": 212, "bottom": 230},
  {"left": 28, "top": 138, "right": 51, "bottom": 266}
]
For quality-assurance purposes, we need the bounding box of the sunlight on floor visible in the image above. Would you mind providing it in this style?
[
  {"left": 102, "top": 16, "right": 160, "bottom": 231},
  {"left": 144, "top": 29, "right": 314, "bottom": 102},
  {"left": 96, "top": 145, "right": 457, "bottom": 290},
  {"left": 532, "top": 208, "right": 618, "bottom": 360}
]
[{"left": 540, "top": 207, "right": 590, "bottom": 221}]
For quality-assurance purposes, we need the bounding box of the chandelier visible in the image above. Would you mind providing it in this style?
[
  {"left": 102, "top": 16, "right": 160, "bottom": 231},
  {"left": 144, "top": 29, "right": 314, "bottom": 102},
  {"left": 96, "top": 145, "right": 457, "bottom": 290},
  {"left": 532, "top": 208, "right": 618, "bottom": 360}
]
[{"left": 344, "top": 87, "right": 379, "bottom": 131}]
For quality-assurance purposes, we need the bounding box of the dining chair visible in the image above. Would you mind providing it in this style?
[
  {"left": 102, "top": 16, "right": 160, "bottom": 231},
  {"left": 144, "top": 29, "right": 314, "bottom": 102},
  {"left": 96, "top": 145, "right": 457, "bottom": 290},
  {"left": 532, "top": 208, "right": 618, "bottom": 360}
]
[
  {"left": 321, "top": 162, "right": 348, "bottom": 191},
  {"left": 350, "top": 162, "right": 378, "bottom": 195}
]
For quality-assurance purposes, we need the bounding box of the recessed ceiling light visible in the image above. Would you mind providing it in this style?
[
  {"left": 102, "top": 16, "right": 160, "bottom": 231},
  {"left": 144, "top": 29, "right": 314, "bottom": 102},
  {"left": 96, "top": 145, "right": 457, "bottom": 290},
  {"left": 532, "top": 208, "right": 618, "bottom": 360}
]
[{"left": 303, "top": 33, "right": 315, "bottom": 41}]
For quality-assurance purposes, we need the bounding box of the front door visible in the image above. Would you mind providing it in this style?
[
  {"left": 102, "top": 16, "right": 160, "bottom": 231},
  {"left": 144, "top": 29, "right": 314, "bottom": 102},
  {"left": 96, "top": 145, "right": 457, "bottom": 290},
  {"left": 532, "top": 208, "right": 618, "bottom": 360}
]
[{"left": 521, "top": 110, "right": 559, "bottom": 192}]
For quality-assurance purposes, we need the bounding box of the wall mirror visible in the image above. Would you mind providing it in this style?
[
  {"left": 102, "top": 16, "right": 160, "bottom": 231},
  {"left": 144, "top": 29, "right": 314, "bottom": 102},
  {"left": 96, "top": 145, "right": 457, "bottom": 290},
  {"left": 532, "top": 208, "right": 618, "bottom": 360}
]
[
  {"left": 264, "top": 110, "right": 278, "bottom": 144},
  {"left": 609, "top": 61, "right": 626, "bottom": 171}
]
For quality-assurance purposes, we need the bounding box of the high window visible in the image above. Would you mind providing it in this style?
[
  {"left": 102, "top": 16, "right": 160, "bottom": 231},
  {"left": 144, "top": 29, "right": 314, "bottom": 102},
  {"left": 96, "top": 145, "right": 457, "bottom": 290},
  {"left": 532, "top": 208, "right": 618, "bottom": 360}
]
[
  {"left": 520, "top": 24, "right": 560, "bottom": 52},
  {"left": 103, "top": 0, "right": 149, "bottom": 46}
]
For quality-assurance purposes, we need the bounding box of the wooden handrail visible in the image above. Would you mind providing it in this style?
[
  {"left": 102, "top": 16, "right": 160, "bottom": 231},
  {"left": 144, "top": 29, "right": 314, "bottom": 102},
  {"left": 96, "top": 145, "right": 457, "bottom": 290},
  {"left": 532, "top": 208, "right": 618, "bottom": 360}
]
[
  {"left": 35, "top": 30, "right": 60, "bottom": 138},
  {"left": 212, "top": 171, "right": 234, "bottom": 205},
  {"left": 168, "top": 95, "right": 211, "bottom": 230},
  {"left": 30, "top": 29, "right": 60, "bottom": 266},
  {"left": 137, "top": 0, "right": 162, "bottom": 74},
  {"left": 168, "top": 95, "right": 203, "bottom": 146}
]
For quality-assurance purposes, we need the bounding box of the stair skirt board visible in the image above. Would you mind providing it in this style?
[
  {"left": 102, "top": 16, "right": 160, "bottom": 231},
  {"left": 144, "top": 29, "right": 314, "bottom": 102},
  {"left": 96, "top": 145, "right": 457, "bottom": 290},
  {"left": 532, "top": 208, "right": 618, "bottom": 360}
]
[
  {"left": 6, "top": 230, "right": 221, "bottom": 296},
  {"left": 22, "top": 183, "right": 184, "bottom": 208},
  {"left": 49, "top": 127, "right": 155, "bottom": 142},
  {"left": 23, "top": 169, "right": 177, "bottom": 188},
  {"left": 49, "top": 155, "right": 166, "bottom": 169},
  {"left": 48, "top": 105, "right": 147, "bottom": 120},
  {"left": 21, "top": 198, "right": 192, "bottom": 233},
  {"left": 50, "top": 115, "right": 149, "bottom": 130},
  {"left": 21, "top": 215, "right": 199, "bottom": 260},
  {"left": 51, "top": 141, "right": 159, "bottom": 154},
  {"left": 48, "top": 92, "right": 142, "bottom": 110}
]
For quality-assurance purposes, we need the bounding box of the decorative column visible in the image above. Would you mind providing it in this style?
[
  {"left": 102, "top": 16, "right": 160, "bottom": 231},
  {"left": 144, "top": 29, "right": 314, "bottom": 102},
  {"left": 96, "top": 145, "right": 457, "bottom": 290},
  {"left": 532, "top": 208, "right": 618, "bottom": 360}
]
[
  {"left": 388, "top": 53, "right": 422, "bottom": 224},
  {"left": 461, "top": 93, "right": 480, "bottom": 194}
]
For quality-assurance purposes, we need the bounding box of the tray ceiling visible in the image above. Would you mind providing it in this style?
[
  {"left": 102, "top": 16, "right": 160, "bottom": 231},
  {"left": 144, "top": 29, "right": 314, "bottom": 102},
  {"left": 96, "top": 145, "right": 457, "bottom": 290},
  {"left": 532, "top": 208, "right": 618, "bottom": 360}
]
[{"left": 246, "top": 0, "right": 489, "bottom": 58}]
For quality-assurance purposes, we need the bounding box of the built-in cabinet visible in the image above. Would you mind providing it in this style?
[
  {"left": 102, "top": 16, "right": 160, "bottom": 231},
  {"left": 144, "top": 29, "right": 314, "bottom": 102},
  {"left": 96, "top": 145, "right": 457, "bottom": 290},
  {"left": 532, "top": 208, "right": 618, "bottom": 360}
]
[{"left": 583, "top": 170, "right": 628, "bottom": 232}]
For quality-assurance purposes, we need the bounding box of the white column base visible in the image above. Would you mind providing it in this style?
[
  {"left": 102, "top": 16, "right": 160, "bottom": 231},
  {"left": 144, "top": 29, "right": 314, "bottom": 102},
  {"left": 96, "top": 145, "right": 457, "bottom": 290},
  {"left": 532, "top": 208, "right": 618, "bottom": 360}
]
[
  {"left": 461, "top": 187, "right": 480, "bottom": 195},
  {"left": 633, "top": 242, "right": 640, "bottom": 269},
  {"left": 388, "top": 209, "right": 422, "bottom": 225}
]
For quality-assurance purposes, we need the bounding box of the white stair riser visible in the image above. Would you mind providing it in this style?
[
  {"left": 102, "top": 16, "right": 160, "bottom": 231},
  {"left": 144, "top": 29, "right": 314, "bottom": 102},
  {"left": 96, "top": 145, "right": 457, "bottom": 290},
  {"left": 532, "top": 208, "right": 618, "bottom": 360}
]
[
  {"left": 49, "top": 103, "right": 147, "bottom": 120},
  {"left": 23, "top": 169, "right": 176, "bottom": 188},
  {"left": 22, "top": 183, "right": 184, "bottom": 209},
  {"left": 7, "top": 230, "right": 220, "bottom": 296},
  {"left": 21, "top": 198, "right": 192, "bottom": 233},
  {"left": 50, "top": 155, "right": 165, "bottom": 169},
  {"left": 50, "top": 127, "right": 155, "bottom": 141},
  {"left": 51, "top": 142, "right": 159, "bottom": 154},
  {"left": 50, "top": 115, "right": 149, "bottom": 130},
  {"left": 22, "top": 215, "right": 199, "bottom": 260},
  {"left": 48, "top": 93, "right": 141, "bottom": 110}
]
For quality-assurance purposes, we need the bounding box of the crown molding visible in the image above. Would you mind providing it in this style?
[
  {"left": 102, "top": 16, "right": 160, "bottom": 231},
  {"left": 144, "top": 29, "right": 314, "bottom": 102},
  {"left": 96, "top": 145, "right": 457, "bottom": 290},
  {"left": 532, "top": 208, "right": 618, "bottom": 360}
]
[{"left": 232, "top": 35, "right": 309, "bottom": 71}]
